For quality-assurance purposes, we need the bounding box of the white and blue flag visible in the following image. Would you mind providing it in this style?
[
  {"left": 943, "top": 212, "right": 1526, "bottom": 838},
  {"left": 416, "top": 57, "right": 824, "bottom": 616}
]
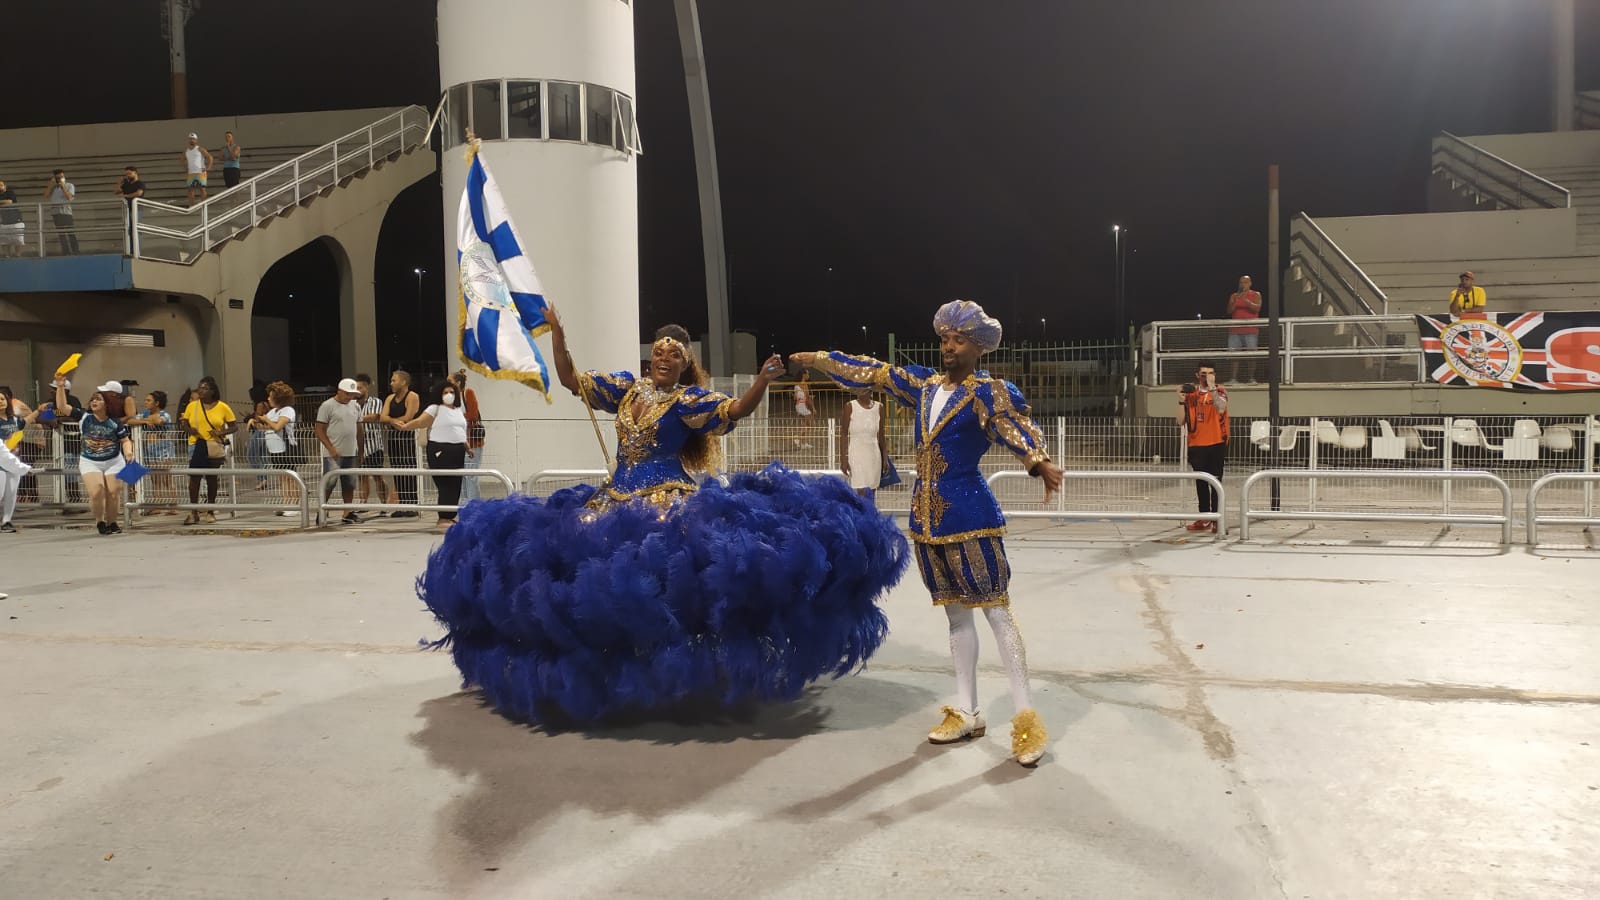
[{"left": 457, "top": 147, "right": 552, "bottom": 398}]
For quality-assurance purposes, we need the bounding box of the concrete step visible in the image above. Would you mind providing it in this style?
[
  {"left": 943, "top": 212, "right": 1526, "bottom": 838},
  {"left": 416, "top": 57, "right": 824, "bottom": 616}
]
[
  {"left": 1369, "top": 271, "right": 1600, "bottom": 290},
  {"left": 1362, "top": 256, "right": 1600, "bottom": 276}
]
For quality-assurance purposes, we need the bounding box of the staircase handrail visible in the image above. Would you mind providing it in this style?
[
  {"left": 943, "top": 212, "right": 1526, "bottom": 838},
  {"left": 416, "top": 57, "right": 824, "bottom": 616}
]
[
  {"left": 1432, "top": 132, "right": 1570, "bottom": 210},
  {"left": 1288, "top": 213, "right": 1386, "bottom": 317},
  {"left": 131, "top": 105, "right": 429, "bottom": 262}
]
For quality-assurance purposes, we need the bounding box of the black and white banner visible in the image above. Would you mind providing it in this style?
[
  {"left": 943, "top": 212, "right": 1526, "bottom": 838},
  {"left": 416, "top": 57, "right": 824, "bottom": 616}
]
[{"left": 1417, "top": 312, "right": 1600, "bottom": 391}]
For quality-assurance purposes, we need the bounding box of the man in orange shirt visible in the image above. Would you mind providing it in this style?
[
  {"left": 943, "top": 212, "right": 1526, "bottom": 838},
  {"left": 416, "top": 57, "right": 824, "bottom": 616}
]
[
  {"left": 1227, "top": 275, "right": 1262, "bottom": 383},
  {"left": 1177, "top": 361, "right": 1228, "bottom": 532}
]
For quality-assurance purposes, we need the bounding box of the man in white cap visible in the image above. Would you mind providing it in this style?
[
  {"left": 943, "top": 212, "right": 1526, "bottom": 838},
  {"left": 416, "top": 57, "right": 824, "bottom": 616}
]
[
  {"left": 316, "top": 378, "right": 365, "bottom": 524},
  {"left": 182, "top": 133, "right": 213, "bottom": 206}
]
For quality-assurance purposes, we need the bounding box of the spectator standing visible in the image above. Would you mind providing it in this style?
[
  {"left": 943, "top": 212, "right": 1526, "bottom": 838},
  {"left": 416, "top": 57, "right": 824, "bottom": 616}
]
[
  {"left": 379, "top": 370, "right": 421, "bottom": 517},
  {"left": 1, "top": 385, "right": 40, "bottom": 509},
  {"left": 124, "top": 390, "right": 179, "bottom": 515},
  {"left": 1177, "top": 361, "right": 1228, "bottom": 533},
  {"left": 182, "top": 133, "right": 213, "bottom": 206},
  {"left": 354, "top": 374, "right": 394, "bottom": 515},
  {"left": 1448, "top": 271, "right": 1487, "bottom": 319},
  {"left": 255, "top": 381, "right": 299, "bottom": 516},
  {"left": 448, "top": 369, "right": 485, "bottom": 503},
  {"left": 41, "top": 377, "right": 86, "bottom": 512},
  {"left": 0, "top": 178, "right": 23, "bottom": 258},
  {"left": 245, "top": 398, "right": 270, "bottom": 485},
  {"left": 114, "top": 167, "right": 145, "bottom": 248},
  {"left": 41, "top": 170, "right": 77, "bottom": 255},
  {"left": 55, "top": 378, "right": 135, "bottom": 535},
  {"left": 792, "top": 372, "right": 815, "bottom": 449},
  {"left": 219, "top": 132, "right": 243, "bottom": 188},
  {"left": 1227, "top": 275, "right": 1263, "bottom": 383},
  {"left": 839, "top": 388, "right": 887, "bottom": 502},
  {"left": 316, "top": 378, "right": 364, "bottom": 525},
  {"left": 395, "top": 379, "right": 468, "bottom": 529},
  {"left": 178, "top": 375, "right": 239, "bottom": 525},
  {"left": 0, "top": 386, "right": 43, "bottom": 533}
]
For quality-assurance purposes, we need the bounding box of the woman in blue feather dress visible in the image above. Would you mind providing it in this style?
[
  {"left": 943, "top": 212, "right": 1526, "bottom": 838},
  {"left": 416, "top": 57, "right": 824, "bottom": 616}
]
[{"left": 419, "top": 311, "right": 909, "bottom": 725}]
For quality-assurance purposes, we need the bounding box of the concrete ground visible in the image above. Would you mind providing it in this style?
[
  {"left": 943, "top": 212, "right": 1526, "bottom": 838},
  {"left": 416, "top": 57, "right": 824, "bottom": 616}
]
[{"left": 1, "top": 515, "right": 1597, "bottom": 899}]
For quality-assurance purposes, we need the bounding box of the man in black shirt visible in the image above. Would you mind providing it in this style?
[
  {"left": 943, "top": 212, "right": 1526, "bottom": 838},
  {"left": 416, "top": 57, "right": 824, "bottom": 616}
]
[
  {"left": 0, "top": 177, "right": 23, "bottom": 258},
  {"left": 115, "top": 166, "right": 145, "bottom": 251}
]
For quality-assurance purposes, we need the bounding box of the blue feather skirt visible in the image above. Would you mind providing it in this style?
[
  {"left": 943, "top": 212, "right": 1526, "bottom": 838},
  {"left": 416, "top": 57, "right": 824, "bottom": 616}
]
[{"left": 419, "top": 463, "right": 910, "bottom": 724}]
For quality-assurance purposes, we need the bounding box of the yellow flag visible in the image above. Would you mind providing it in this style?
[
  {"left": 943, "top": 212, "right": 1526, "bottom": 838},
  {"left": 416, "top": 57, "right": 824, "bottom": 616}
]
[
  {"left": 55, "top": 352, "right": 82, "bottom": 378},
  {"left": 3, "top": 431, "right": 22, "bottom": 451}
]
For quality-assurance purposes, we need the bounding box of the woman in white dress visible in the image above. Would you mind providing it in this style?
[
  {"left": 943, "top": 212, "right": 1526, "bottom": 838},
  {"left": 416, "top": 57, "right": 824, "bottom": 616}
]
[{"left": 839, "top": 388, "right": 887, "bottom": 501}]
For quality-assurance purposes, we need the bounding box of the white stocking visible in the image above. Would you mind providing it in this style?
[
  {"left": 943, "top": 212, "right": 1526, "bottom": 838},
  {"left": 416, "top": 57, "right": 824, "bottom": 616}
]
[
  {"left": 944, "top": 605, "right": 979, "bottom": 715},
  {"left": 0, "top": 471, "right": 16, "bottom": 524},
  {"left": 982, "top": 606, "right": 1033, "bottom": 713}
]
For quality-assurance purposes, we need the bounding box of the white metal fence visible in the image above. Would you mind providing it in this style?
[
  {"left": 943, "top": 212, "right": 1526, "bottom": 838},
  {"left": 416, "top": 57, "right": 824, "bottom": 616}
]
[{"left": 10, "top": 410, "right": 1597, "bottom": 543}]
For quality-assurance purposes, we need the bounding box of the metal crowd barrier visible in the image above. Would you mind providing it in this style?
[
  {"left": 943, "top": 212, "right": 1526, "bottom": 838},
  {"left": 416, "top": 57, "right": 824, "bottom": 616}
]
[
  {"left": 318, "top": 466, "right": 516, "bottom": 521},
  {"left": 1240, "top": 468, "right": 1514, "bottom": 545},
  {"left": 1525, "top": 472, "right": 1600, "bottom": 545},
  {"left": 987, "top": 469, "right": 1226, "bottom": 537},
  {"left": 124, "top": 467, "right": 312, "bottom": 528}
]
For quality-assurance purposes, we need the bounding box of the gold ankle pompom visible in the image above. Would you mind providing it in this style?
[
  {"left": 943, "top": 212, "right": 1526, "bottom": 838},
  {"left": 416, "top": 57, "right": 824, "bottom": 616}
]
[{"left": 1011, "top": 709, "right": 1047, "bottom": 766}]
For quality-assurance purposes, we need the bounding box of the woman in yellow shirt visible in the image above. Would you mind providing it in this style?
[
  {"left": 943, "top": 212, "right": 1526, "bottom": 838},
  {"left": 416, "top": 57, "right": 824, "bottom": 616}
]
[{"left": 177, "top": 376, "right": 240, "bottom": 524}]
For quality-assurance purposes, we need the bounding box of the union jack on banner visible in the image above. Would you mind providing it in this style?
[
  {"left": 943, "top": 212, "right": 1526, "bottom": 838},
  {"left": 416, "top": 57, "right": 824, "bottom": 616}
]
[{"left": 1416, "top": 312, "right": 1600, "bottom": 391}]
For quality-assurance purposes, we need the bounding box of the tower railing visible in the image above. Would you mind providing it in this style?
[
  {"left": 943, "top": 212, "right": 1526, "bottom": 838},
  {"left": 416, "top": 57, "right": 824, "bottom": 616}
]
[
  {"left": 129, "top": 105, "right": 430, "bottom": 263},
  {"left": 1431, "top": 132, "right": 1571, "bottom": 210},
  {"left": 1287, "top": 213, "right": 1387, "bottom": 319}
]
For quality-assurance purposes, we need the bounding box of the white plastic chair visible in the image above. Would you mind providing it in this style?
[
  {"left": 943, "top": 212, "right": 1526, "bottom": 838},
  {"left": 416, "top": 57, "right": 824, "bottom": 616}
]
[
  {"left": 1449, "top": 419, "right": 1486, "bottom": 449},
  {"left": 1542, "top": 426, "right": 1575, "bottom": 453},
  {"left": 1338, "top": 425, "right": 1369, "bottom": 451},
  {"left": 1249, "top": 420, "right": 1272, "bottom": 451}
]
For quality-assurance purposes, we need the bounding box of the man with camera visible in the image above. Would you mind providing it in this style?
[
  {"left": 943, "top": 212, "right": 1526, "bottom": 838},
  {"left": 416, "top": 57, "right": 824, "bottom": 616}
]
[
  {"left": 41, "top": 169, "right": 77, "bottom": 255},
  {"left": 1176, "top": 361, "right": 1228, "bottom": 532}
]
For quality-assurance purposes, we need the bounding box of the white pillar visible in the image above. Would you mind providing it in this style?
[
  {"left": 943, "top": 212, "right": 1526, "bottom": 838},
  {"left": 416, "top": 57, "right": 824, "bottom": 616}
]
[
  {"left": 1552, "top": 0, "right": 1575, "bottom": 131},
  {"left": 438, "top": 0, "right": 639, "bottom": 479}
]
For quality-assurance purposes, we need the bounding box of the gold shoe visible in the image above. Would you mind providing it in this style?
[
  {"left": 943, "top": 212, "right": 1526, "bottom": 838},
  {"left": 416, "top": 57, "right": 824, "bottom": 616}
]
[
  {"left": 1011, "top": 709, "right": 1047, "bottom": 767},
  {"left": 927, "top": 705, "right": 986, "bottom": 744}
]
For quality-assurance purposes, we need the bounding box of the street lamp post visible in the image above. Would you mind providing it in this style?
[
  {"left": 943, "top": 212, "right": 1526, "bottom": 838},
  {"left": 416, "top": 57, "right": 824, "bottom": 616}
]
[
  {"left": 413, "top": 267, "right": 426, "bottom": 364},
  {"left": 1112, "top": 225, "right": 1121, "bottom": 334},
  {"left": 1040, "top": 317, "right": 1047, "bottom": 342},
  {"left": 860, "top": 324, "right": 867, "bottom": 351}
]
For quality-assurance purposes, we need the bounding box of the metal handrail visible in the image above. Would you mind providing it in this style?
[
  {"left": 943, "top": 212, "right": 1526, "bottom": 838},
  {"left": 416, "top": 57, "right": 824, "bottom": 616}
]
[
  {"left": 1146, "top": 313, "right": 1421, "bottom": 385},
  {"left": 1432, "top": 132, "right": 1571, "bottom": 209},
  {"left": 0, "top": 198, "right": 132, "bottom": 257},
  {"left": 318, "top": 466, "right": 516, "bottom": 519},
  {"left": 1239, "top": 468, "right": 1513, "bottom": 546},
  {"left": 123, "top": 466, "right": 311, "bottom": 528},
  {"left": 1289, "top": 214, "right": 1386, "bottom": 317},
  {"left": 131, "top": 105, "right": 430, "bottom": 262},
  {"left": 1525, "top": 472, "right": 1600, "bottom": 545},
  {"left": 987, "top": 469, "right": 1225, "bottom": 537}
]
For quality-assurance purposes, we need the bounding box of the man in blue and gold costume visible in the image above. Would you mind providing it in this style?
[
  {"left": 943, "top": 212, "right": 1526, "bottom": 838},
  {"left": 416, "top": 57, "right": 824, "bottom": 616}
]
[{"left": 793, "top": 299, "right": 1064, "bottom": 767}]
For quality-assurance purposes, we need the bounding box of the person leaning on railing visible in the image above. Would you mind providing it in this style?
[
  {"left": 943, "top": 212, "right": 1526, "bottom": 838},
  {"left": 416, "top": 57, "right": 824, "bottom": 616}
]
[
  {"left": 0, "top": 178, "right": 23, "bottom": 258},
  {"left": 123, "top": 390, "right": 179, "bottom": 516},
  {"left": 1448, "top": 271, "right": 1487, "bottom": 320}
]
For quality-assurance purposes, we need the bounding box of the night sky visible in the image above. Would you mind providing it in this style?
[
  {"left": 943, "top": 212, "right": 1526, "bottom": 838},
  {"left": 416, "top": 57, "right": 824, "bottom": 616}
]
[{"left": 7, "top": 0, "right": 1598, "bottom": 379}]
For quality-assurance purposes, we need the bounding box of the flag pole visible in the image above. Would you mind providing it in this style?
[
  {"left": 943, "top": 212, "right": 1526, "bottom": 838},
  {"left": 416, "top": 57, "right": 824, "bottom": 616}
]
[{"left": 555, "top": 318, "right": 615, "bottom": 475}]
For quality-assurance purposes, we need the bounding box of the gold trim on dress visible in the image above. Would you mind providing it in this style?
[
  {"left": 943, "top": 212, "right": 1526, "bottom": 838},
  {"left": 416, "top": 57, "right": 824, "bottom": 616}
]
[{"left": 910, "top": 525, "right": 1008, "bottom": 546}]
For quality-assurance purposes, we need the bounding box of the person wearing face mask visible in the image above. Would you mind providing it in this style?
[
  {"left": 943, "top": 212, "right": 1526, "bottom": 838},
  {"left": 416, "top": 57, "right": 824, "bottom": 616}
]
[
  {"left": 418, "top": 313, "right": 909, "bottom": 726},
  {"left": 394, "top": 379, "right": 468, "bottom": 529}
]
